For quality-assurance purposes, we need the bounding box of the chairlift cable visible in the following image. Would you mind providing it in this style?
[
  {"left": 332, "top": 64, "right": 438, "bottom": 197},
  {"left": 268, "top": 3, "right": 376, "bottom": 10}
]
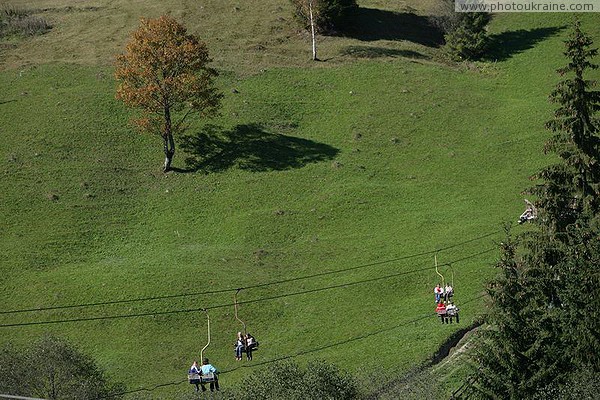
[
  {"left": 0, "top": 248, "right": 496, "bottom": 329},
  {"left": 0, "top": 230, "right": 501, "bottom": 316},
  {"left": 100, "top": 294, "right": 488, "bottom": 399}
]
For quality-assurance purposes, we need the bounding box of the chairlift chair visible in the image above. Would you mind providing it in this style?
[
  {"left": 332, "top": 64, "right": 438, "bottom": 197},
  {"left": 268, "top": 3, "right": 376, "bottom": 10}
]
[
  {"left": 188, "top": 309, "right": 216, "bottom": 385},
  {"left": 234, "top": 289, "right": 260, "bottom": 352},
  {"left": 519, "top": 199, "right": 537, "bottom": 224}
]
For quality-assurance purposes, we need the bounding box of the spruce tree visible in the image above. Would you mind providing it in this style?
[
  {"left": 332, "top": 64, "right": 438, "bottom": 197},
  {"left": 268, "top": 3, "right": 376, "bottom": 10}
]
[
  {"left": 468, "top": 19, "right": 600, "bottom": 398},
  {"left": 444, "top": 12, "right": 491, "bottom": 61},
  {"left": 531, "top": 17, "right": 600, "bottom": 371},
  {"left": 534, "top": 18, "right": 600, "bottom": 230},
  {"left": 468, "top": 233, "right": 568, "bottom": 399}
]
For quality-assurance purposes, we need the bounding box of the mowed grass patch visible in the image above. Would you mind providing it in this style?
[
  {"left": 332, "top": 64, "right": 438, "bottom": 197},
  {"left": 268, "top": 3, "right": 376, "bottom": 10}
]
[{"left": 0, "top": 8, "right": 599, "bottom": 399}]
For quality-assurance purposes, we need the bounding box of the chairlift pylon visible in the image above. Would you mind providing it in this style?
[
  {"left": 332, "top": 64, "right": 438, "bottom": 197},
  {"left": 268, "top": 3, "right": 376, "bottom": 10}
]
[
  {"left": 435, "top": 253, "right": 445, "bottom": 288},
  {"left": 234, "top": 288, "right": 247, "bottom": 336},
  {"left": 188, "top": 309, "right": 216, "bottom": 387},
  {"left": 200, "top": 308, "right": 211, "bottom": 362}
]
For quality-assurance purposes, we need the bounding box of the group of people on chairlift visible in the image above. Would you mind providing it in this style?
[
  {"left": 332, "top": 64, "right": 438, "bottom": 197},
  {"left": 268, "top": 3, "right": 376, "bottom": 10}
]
[
  {"left": 434, "top": 283, "right": 453, "bottom": 303},
  {"left": 235, "top": 331, "right": 258, "bottom": 361},
  {"left": 434, "top": 283, "right": 459, "bottom": 324},
  {"left": 188, "top": 331, "right": 259, "bottom": 392},
  {"left": 188, "top": 358, "right": 220, "bottom": 392}
]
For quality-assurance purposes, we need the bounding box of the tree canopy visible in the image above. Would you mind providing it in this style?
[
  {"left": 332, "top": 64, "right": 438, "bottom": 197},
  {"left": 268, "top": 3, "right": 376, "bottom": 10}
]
[
  {"left": 115, "top": 15, "right": 222, "bottom": 171},
  {"left": 291, "top": 0, "right": 357, "bottom": 34},
  {"left": 0, "top": 334, "right": 125, "bottom": 400},
  {"left": 444, "top": 12, "right": 491, "bottom": 61},
  {"left": 225, "top": 360, "right": 360, "bottom": 400}
]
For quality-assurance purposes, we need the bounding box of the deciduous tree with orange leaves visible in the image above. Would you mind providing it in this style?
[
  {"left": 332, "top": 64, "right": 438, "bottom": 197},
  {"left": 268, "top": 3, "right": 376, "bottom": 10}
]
[{"left": 115, "top": 16, "right": 221, "bottom": 171}]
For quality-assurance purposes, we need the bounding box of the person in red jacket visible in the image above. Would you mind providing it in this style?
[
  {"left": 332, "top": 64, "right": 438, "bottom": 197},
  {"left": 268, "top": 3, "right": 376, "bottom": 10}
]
[{"left": 436, "top": 301, "right": 447, "bottom": 324}]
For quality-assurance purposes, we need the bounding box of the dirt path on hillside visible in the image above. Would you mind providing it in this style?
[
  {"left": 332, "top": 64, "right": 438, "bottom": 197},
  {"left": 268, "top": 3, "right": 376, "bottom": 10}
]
[{"left": 366, "top": 322, "right": 482, "bottom": 399}]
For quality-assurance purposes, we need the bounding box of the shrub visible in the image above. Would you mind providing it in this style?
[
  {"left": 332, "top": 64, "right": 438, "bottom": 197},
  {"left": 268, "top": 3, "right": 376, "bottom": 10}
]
[
  {"left": 428, "top": 0, "right": 491, "bottom": 61},
  {"left": 0, "top": 334, "right": 125, "bottom": 400},
  {"left": 1, "top": 4, "right": 29, "bottom": 19},
  {"left": 533, "top": 369, "right": 600, "bottom": 400},
  {"left": 428, "top": 0, "right": 462, "bottom": 34},
  {"left": 443, "top": 12, "right": 491, "bottom": 61},
  {"left": 228, "top": 359, "right": 360, "bottom": 400},
  {"left": 10, "top": 16, "right": 51, "bottom": 36},
  {"left": 0, "top": 4, "right": 51, "bottom": 37},
  {"left": 290, "top": 0, "right": 358, "bottom": 34}
]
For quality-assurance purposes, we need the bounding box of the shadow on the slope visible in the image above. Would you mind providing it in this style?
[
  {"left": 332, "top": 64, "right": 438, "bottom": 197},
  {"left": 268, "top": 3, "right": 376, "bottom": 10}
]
[
  {"left": 340, "top": 45, "right": 429, "bottom": 59},
  {"left": 486, "top": 26, "right": 566, "bottom": 61},
  {"left": 177, "top": 123, "right": 339, "bottom": 173},
  {"left": 340, "top": 7, "right": 444, "bottom": 47}
]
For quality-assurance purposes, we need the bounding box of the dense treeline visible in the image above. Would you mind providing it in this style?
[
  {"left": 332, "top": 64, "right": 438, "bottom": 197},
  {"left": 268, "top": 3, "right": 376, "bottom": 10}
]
[{"left": 468, "top": 19, "right": 600, "bottom": 399}]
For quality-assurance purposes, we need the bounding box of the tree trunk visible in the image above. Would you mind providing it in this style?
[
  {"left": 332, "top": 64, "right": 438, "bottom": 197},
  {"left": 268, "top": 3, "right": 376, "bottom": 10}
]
[
  {"left": 163, "top": 104, "right": 175, "bottom": 172},
  {"left": 308, "top": 0, "right": 318, "bottom": 61},
  {"left": 163, "top": 134, "right": 175, "bottom": 172}
]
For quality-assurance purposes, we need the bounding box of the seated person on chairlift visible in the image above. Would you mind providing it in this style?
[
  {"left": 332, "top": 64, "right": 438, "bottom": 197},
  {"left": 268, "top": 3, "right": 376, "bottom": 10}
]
[
  {"left": 434, "top": 284, "right": 443, "bottom": 303},
  {"left": 245, "top": 333, "right": 258, "bottom": 361},
  {"left": 519, "top": 199, "right": 537, "bottom": 224},
  {"left": 200, "top": 358, "right": 220, "bottom": 392},
  {"left": 234, "top": 332, "right": 245, "bottom": 361},
  {"left": 446, "top": 302, "right": 460, "bottom": 324},
  {"left": 444, "top": 284, "right": 453, "bottom": 301},
  {"left": 188, "top": 360, "right": 202, "bottom": 392},
  {"left": 435, "top": 301, "right": 447, "bottom": 324}
]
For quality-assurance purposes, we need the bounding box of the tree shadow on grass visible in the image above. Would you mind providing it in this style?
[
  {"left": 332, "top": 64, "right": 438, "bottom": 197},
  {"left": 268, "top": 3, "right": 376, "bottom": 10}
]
[
  {"left": 340, "top": 7, "right": 444, "bottom": 47},
  {"left": 340, "top": 45, "right": 429, "bottom": 59},
  {"left": 486, "top": 26, "right": 565, "bottom": 61},
  {"left": 179, "top": 123, "right": 339, "bottom": 173}
]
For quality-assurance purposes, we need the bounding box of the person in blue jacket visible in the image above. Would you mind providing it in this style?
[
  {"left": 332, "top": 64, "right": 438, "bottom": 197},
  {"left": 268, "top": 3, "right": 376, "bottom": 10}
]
[{"left": 200, "top": 358, "right": 220, "bottom": 392}]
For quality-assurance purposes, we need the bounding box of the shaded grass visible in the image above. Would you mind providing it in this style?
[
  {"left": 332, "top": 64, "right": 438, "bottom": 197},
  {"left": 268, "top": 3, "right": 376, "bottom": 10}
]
[
  {"left": 341, "top": 7, "right": 443, "bottom": 46},
  {"left": 179, "top": 123, "right": 339, "bottom": 173},
  {"left": 486, "top": 26, "right": 566, "bottom": 61},
  {"left": 340, "top": 45, "right": 429, "bottom": 59}
]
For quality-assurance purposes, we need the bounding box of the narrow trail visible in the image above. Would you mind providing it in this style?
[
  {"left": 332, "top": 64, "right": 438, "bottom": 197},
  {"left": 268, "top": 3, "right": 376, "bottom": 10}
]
[
  {"left": 366, "top": 321, "right": 482, "bottom": 400},
  {"left": 430, "top": 321, "right": 482, "bottom": 368}
]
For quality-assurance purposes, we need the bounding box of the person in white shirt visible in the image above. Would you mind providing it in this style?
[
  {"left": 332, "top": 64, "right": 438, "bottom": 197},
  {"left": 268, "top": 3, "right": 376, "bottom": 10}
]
[
  {"left": 519, "top": 199, "right": 537, "bottom": 224},
  {"left": 434, "top": 284, "right": 443, "bottom": 303},
  {"left": 446, "top": 302, "right": 459, "bottom": 323},
  {"left": 188, "top": 360, "right": 201, "bottom": 392},
  {"left": 444, "top": 284, "right": 453, "bottom": 301},
  {"left": 245, "top": 333, "right": 257, "bottom": 361},
  {"left": 235, "top": 332, "right": 245, "bottom": 361}
]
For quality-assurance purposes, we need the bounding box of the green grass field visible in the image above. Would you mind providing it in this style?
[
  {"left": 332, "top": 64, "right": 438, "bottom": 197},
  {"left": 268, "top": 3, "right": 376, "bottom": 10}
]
[{"left": 1, "top": 0, "right": 599, "bottom": 398}]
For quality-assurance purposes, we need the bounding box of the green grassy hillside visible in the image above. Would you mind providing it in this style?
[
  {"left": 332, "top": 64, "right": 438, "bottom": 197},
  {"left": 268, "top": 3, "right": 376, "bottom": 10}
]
[{"left": 1, "top": 0, "right": 599, "bottom": 397}]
